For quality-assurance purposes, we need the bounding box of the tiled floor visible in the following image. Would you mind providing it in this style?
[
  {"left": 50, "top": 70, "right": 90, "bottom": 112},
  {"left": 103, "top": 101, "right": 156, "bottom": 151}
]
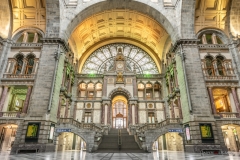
[{"left": 0, "top": 150, "right": 240, "bottom": 160}]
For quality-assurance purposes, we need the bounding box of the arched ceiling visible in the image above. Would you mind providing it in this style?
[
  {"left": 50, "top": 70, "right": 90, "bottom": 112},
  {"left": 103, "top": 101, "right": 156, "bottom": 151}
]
[
  {"left": 195, "top": 0, "right": 229, "bottom": 33},
  {"left": 69, "top": 9, "right": 169, "bottom": 67},
  {"left": 11, "top": 0, "right": 46, "bottom": 34}
]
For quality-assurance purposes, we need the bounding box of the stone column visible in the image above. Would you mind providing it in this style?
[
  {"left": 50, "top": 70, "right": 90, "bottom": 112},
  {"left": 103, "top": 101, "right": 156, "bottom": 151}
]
[
  {"left": 22, "top": 86, "right": 32, "bottom": 113},
  {"left": 104, "top": 104, "right": 108, "bottom": 125},
  {"left": 107, "top": 103, "right": 111, "bottom": 124},
  {"left": 32, "top": 59, "right": 39, "bottom": 74},
  {"left": 132, "top": 104, "right": 135, "bottom": 125},
  {"left": 64, "top": 99, "right": 69, "bottom": 118},
  {"left": 62, "top": 63, "right": 67, "bottom": 87},
  {"left": 231, "top": 87, "right": 240, "bottom": 113},
  {"left": 102, "top": 77, "right": 108, "bottom": 97},
  {"left": 135, "top": 104, "right": 138, "bottom": 124},
  {"left": 128, "top": 103, "right": 132, "bottom": 125},
  {"left": 173, "top": 65, "right": 179, "bottom": 88},
  {"left": 0, "top": 86, "right": 8, "bottom": 116},
  {"left": 57, "top": 97, "right": 62, "bottom": 118},
  {"left": 207, "top": 87, "right": 217, "bottom": 114},
  {"left": 177, "top": 95, "right": 183, "bottom": 118},
  {"left": 73, "top": 103, "right": 77, "bottom": 119},
  {"left": 101, "top": 104, "right": 105, "bottom": 124},
  {"left": 170, "top": 102, "right": 175, "bottom": 118},
  {"left": 133, "top": 77, "right": 137, "bottom": 98},
  {"left": 20, "top": 59, "right": 27, "bottom": 74}
]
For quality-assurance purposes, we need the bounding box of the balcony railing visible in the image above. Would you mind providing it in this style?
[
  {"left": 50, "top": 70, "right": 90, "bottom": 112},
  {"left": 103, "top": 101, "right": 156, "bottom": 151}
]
[
  {"left": 3, "top": 74, "right": 36, "bottom": 79},
  {"left": 58, "top": 118, "right": 103, "bottom": 132},
  {"left": 137, "top": 118, "right": 182, "bottom": 133},
  {"left": 218, "top": 112, "right": 239, "bottom": 118},
  {"left": 205, "top": 75, "right": 237, "bottom": 80},
  {"left": 0, "top": 112, "right": 19, "bottom": 118}
]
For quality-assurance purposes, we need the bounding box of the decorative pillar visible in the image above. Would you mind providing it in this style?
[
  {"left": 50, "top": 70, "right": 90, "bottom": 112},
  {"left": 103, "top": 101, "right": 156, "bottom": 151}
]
[
  {"left": 132, "top": 104, "right": 135, "bottom": 125},
  {"left": 177, "top": 95, "right": 182, "bottom": 118},
  {"left": 64, "top": 99, "right": 69, "bottom": 118},
  {"left": 73, "top": 103, "right": 77, "bottom": 119},
  {"left": 133, "top": 77, "right": 137, "bottom": 98},
  {"left": 170, "top": 102, "right": 175, "bottom": 118},
  {"left": 0, "top": 86, "right": 8, "bottom": 116},
  {"left": 173, "top": 66, "right": 179, "bottom": 88},
  {"left": 207, "top": 87, "right": 217, "bottom": 114},
  {"left": 131, "top": 104, "right": 136, "bottom": 125},
  {"left": 102, "top": 77, "right": 108, "bottom": 97},
  {"left": 213, "top": 60, "right": 219, "bottom": 76},
  {"left": 20, "top": 59, "right": 27, "bottom": 74},
  {"left": 22, "top": 86, "right": 32, "bottom": 113},
  {"left": 101, "top": 104, "right": 105, "bottom": 124},
  {"left": 62, "top": 63, "right": 67, "bottom": 87},
  {"left": 104, "top": 104, "right": 108, "bottom": 125},
  {"left": 32, "top": 59, "right": 39, "bottom": 74},
  {"left": 107, "top": 103, "right": 111, "bottom": 124},
  {"left": 231, "top": 87, "right": 240, "bottom": 113},
  {"left": 128, "top": 103, "right": 132, "bottom": 125},
  {"left": 135, "top": 104, "right": 138, "bottom": 124},
  {"left": 57, "top": 97, "right": 62, "bottom": 118}
]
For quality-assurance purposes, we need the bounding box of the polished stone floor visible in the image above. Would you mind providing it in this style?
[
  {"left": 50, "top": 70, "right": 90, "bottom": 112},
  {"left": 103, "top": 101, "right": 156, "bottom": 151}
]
[{"left": 0, "top": 150, "right": 240, "bottom": 160}]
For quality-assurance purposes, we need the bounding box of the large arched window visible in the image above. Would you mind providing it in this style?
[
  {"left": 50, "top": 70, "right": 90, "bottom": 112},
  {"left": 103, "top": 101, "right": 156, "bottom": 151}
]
[
  {"left": 14, "top": 54, "right": 24, "bottom": 74},
  {"left": 82, "top": 43, "right": 159, "bottom": 74},
  {"left": 25, "top": 55, "right": 35, "bottom": 74},
  {"left": 16, "top": 32, "right": 42, "bottom": 43},
  {"left": 205, "top": 56, "right": 214, "bottom": 76},
  {"left": 216, "top": 56, "right": 225, "bottom": 76}
]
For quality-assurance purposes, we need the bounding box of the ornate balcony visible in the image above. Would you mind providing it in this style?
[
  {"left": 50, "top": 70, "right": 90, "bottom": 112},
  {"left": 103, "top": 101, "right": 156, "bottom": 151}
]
[
  {"left": 218, "top": 112, "right": 239, "bottom": 119},
  {"left": 0, "top": 112, "right": 19, "bottom": 118},
  {"left": 3, "top": 74, "right": 36, "bottom": 79},
  {"left": 204, "top": 75, "right": 237, "bottom": 81}
]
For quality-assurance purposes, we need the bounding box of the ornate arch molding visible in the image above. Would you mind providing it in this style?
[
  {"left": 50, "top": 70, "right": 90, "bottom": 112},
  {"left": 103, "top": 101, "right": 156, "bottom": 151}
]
[
  {"left": 196, "top": 28, "right": 230, "bottom": 44},
  {"left": 12, "top": 27, "right": 45, "bottom": 42},
  {"left": 108, "top": 87, "right": 132, "bottom": 100},
  {"left": 62, "top": 0, "right": 178, "bottom": 42}
]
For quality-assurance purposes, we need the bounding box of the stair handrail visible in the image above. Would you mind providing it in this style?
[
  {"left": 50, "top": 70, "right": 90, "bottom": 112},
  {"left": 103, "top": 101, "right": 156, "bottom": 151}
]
[{"left": 118, "top": 129, "right": 122, "bottom": 150}]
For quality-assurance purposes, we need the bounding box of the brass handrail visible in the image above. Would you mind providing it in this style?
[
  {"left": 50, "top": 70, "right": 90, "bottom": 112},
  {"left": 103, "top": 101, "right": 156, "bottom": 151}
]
[{"left": 118, "top": 129, "right": 122, "bottom": 150}]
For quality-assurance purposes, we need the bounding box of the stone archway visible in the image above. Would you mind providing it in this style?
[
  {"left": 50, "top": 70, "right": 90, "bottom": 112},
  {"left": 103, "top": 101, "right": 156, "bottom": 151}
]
[
  {"left": 143, "top": 123, "right": 183, "bottom": 152},
  {"left": 55, "top": 124, "right": 95, "bottom": 152},
  {"left": 108, "top": 87, "right": 132, "bottom": 100}
]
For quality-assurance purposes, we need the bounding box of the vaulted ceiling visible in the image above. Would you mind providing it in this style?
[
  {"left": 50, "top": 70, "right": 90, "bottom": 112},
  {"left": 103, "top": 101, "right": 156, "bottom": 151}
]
[
  {"left": 69, "top": 9, "right": 169, "bottom": 66},
  {"left": 195, "top": 0, "right": 229, "bottom": 33},
  {"left": 11, "top": 0, "right": 46, "bottom": 34}
]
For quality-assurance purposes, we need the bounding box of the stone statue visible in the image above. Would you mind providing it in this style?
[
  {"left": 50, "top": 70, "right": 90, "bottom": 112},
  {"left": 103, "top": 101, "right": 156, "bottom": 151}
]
[{"left": 116, "top": 72, "right": 124, "bottom": 82}]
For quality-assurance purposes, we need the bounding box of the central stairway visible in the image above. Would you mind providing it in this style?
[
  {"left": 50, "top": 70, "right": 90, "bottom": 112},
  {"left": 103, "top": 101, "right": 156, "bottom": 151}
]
[{"left": 96, "top": 128, "right": 144, "bottom": 153}]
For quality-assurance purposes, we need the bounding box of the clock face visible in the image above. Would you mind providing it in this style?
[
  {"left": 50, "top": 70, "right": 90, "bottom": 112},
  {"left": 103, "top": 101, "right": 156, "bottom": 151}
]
[{"left": 117, "top": 63, "right": 124, "bottom": 69}]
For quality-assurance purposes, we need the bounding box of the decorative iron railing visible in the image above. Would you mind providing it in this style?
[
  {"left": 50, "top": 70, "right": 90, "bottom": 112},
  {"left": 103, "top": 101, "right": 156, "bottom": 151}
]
[
  {"left": 137, "top": 118, "right": 182, "bottom": 133},
  {"left": 58, "top": 118, "right": 103, "bottom": 132}
]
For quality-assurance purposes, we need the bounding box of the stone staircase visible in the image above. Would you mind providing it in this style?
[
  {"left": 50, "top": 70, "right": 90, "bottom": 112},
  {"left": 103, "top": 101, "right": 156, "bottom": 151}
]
[{"left": 97, "top": 128, "right": 144, "bottom": 153}]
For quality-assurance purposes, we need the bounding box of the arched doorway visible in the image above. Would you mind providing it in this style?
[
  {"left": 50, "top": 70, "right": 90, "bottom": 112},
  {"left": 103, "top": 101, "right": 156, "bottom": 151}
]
[
  {"left": 112, "top": 95, "right": 128, "bottom": 129},
  {"left": 0, "top": 124, "right": 18, "bottom": 151},
  {"left": 221, "top": 124, "right": 240, "bottom": 152},
  {"left": 57, "top": 132, "right": 86, "bottom": 151}
]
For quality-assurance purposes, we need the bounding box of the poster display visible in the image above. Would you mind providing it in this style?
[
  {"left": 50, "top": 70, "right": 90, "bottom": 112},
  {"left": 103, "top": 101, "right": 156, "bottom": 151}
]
[
  {"left": 199, "top": 123, "right": 214, "bottom": 143},
  {"left": 25, "top": 122, "right": 40, "bottom": 142}
]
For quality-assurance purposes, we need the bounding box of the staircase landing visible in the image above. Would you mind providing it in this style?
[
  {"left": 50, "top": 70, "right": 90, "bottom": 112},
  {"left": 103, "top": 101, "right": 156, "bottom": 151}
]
[{"left": 96, "top": 128, "right": 144, "bottom": 153}]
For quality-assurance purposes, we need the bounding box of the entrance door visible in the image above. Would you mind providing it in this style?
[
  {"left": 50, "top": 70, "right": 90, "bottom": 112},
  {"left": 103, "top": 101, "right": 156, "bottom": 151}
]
[{"left": 112, "top": 97, "right": 127, "bottom": 128}]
